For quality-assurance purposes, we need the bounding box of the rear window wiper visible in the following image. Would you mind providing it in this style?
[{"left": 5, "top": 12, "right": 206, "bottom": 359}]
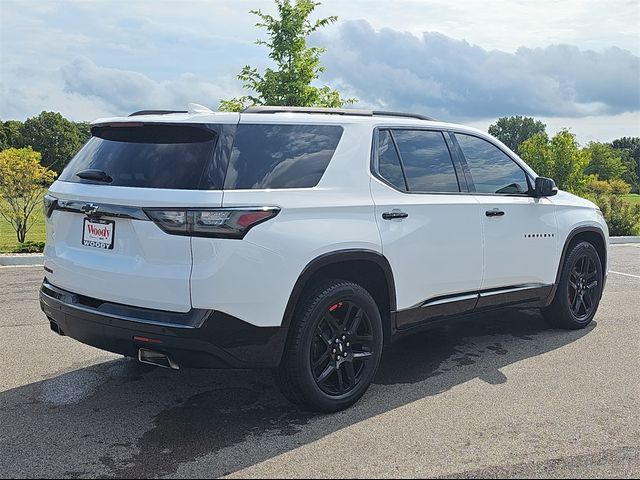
[{"left": 76, "top": 169, "right": 113, "bottom": 183}]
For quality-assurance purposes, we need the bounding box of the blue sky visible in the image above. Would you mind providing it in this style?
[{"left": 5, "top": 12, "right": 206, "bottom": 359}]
[{"left": 1, "top": 0, "right": 639, "bottom": 142}]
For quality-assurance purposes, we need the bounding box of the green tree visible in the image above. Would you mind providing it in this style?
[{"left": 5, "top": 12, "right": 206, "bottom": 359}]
[
  {"left": 520, "top": 129, "right": 588, "bottom": 193},
  {"left": 548, "top": 130, "right": 589, "bottom": 194},
  {"left": 219, "top": 0, "right": 355, "bottom": 111},
  {"left": 488, "top": 115, "right": 547, "bottom": 154},
  {"left": 0, "top": 124, "right": 7, "bottom": 151},
  {"left": 0, "top": 120, "right": 24, "bottom": 150},
  {"left": 0, "top": 147, "right": 57, "bottom": 243},
  {"left": 75, "top": 121, "right": 92, "bottom": 145},
  {"left": 584, "top": 142, "right": 627, "bottom": 181},
  {"left": 518, "top": 132, "right": 552, "bottom": 177},
  {"left": 611, "top": 136, "right": 640, "bottom": 162},
  {"left": 611, "top": 136, "right": 640, "bottom": 192},
  {"left": 17, "top": 112, "right": 83, "bottom": 174}
]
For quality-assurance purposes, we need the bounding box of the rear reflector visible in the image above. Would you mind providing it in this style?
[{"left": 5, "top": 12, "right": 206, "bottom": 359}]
[
  {"left": 236, "top": 211, "right": 275, "bottom": 228},
  {"left": 133, "top": 336, "right": 163, "bottom": 345}
]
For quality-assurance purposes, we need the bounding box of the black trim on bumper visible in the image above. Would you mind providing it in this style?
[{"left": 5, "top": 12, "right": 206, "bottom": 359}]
[{"left": 40, "top": 280, "right": 286, "bottom": 369}]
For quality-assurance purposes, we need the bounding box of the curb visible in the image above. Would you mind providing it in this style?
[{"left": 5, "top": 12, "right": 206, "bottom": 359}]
[
  {"left": 0, "top": 255, "right": 44, "bottom": 266},
  {"left": 609, "top": 236, "right": 640, "bottom": 245}
]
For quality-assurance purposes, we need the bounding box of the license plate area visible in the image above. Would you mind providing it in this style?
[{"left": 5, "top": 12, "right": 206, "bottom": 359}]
[{"left": 82, "top": 218, "right": 115, "bottom": 250}]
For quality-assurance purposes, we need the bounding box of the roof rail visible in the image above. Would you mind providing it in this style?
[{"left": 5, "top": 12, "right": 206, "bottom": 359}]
[
  {"left": 242, "top": 106, "right": 434, "bottom": 121},
  {"left": 372, "top": 110, "right": 435, "bottom": 121},
  {"left": 243, "top": 106, "right": 373, "bottom": 116},
  {"left": 129, "top": 110, "right": 188, "bottom": 117}
]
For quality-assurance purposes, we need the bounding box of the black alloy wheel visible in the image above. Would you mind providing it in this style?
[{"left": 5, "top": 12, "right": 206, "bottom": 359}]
[
  {"left": 275, "top": 280, "right": 383, "bottom": 412},
  {"left": 543, "top": 241, "right": 603, "bottom": 330},
  {"left": 567, "top": 254, "right": 599, "bottom": 320},
  {"left": 311, "top": 300, "right": 375, "bottom": 396}
]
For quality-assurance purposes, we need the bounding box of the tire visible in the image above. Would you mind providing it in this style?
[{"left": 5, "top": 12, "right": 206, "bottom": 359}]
[
  {"left": 274, "top": 279, "right": 384, "bottom": 412},
  {"left": 542, "top": 241, "right": 604, "bottom": 330}
]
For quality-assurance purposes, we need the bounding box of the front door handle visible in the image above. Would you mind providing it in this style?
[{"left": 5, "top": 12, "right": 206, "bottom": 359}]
[
  {"left": 382, "top": 209, "right": 409, "bottom": 220},
  {"left": 485, "top": 209, "right": 505, "bottom": 217}
]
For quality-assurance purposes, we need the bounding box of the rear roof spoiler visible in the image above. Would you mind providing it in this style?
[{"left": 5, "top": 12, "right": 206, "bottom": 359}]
[{"left": 129, "top": 110, "right": 188, "bottom": 117}]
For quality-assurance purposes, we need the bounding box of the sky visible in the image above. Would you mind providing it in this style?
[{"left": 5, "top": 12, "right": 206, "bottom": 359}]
[{"left": 1, "top": 0, "right": 639, "bottom": 143}]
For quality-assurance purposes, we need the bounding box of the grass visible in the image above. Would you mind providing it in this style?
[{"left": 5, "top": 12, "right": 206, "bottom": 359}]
[{"left": 622, "top": 193, "right": 640, "bottom": 205}]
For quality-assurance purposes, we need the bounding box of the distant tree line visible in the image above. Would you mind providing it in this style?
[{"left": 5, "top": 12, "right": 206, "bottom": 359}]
[
  {"left": 489, "top": 116, "right": 640, "bottom": 235},
  {"left": 0, "top": 111, "right": 91, "bottom": 174},
  {"left": 489, "top": 115, "right": 639, "bottom": 193}
]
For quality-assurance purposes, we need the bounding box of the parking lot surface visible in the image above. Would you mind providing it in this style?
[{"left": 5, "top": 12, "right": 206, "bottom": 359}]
[{"left": 0, "top": 244, "right": 638, "bottom": 478}]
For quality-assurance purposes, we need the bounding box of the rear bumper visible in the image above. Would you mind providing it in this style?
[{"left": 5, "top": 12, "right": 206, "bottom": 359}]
[{"left": 39, "top": 279, "right": 286, "bottom": 369}]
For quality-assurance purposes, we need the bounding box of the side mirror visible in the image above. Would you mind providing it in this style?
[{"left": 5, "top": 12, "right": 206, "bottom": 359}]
[{"left": 534, "top": 177, "right": 558, "bottom": 197}]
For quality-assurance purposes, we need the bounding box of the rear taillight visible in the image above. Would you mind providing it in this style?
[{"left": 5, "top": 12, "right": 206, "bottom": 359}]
[{"left": 144, "top": 207, "right": 280, "bottom": 239}]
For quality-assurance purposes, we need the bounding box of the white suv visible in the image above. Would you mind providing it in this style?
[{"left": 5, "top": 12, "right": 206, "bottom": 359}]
[{"left": 40, "top": 105, "right": 609, "bottom": 412}]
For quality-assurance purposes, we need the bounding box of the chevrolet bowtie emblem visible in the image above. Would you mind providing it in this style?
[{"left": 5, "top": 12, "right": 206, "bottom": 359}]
[{"left": 81, "top": 203, "right": 99, "bottom": 215}]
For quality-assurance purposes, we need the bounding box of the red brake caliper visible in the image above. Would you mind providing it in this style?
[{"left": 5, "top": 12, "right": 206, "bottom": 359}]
[{"left": 329, "top": 302, "right": 343, "bottom": 312}]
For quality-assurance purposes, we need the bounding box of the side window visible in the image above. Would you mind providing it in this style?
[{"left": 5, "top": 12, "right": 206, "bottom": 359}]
[
  {"left": 456, "top": 134, "right": 529, "bottom": 194},
  {"left": 377, "top": 130, "right": 407, "bottom": 191},
  {"left": 224, "top": 124, "right": 343, "bottom": 189},
  {"left": 392, "top": 130, "right": 460, "bottom": 193}
]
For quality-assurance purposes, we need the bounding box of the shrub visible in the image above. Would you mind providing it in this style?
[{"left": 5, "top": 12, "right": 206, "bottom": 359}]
[
  {"left": 608, "top": 178, "right": 632, "bottom": 195},
  {"left": 591, "top": 194, "right": 640, "bottom": 236},
  {"left": 11, "top": 241, "right": 46, "bottom": 253},
  {"left": 585, "top": 178, "right": 612, "bottom": 195}
]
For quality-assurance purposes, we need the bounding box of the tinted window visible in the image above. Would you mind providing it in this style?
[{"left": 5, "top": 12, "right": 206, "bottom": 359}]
[
  {"left": 224, "top": 124, "right": 343, "bottom": 189},
  {"left": 59, "top": 124, "right": 217, "bottom": 189},
  {"left": 456, "top": 134, "right": 529, "bottom": 194},
  {"left": 377, "top": 130, "right": 406, "bottom": 190},
  {"left": 392, "top": 130, "right": 459, "bottom": 192}
]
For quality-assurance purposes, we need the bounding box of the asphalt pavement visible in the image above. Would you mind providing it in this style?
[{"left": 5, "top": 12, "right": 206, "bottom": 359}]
[{"left": 0, "top": 244, "right": 638, "bottom": 478}]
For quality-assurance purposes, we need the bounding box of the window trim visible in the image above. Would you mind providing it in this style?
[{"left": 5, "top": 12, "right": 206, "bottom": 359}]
[
  {"left": 387, "top": 130, "right": 410, "bottom": 191},
  {"left": 450, "top": 131, "right": 536, "bottom": 197},
  {"left": 370, "top": 126, "right": 468, "bottom": 195}
]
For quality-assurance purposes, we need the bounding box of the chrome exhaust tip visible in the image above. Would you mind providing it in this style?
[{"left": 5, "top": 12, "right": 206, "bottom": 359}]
[{"left": 138, "top": 348, "right": 179, "bottom": 370}]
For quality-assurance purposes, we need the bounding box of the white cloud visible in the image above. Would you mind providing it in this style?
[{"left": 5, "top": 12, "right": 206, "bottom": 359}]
[
  {"left": 1, "top": 0, "right": 638, "bottom": 144},
  {"left": 320, "top": 0, "right": 640, "bottom": 55},
  {"left": 60, "top": 58, "right": 240, "bottom": 113},
  {"left": 0, "top": 58, "right": 242, "bottom": 121},
  {"left": 319, "top": 21, "right": 640, "bottom": 120}
]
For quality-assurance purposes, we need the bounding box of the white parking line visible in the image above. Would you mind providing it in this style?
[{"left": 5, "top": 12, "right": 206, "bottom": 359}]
[{"left": 609, "top": 270, "right": 640, "bottom": 279}]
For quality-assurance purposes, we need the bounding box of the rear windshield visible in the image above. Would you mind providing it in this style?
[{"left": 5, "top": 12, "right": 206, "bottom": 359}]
[
  {"left": 224, "top": 124, "right": 343, "bottom": 189},
  {"left": 59, "top": 124, "right": 217, "bottom": 189}
]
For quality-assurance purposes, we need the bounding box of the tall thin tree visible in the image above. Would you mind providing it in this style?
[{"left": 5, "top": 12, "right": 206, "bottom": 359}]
[{"left": 220, "top": 0, "right": 355, "bottom": 111}]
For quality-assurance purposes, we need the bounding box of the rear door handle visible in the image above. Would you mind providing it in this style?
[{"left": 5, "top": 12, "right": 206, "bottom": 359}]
[
  {"left": 382, "top": 209, "right": 409, "bottom": 220},
  {"left": 485, "top": 209, "right": 505, "bottom": 217}
]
